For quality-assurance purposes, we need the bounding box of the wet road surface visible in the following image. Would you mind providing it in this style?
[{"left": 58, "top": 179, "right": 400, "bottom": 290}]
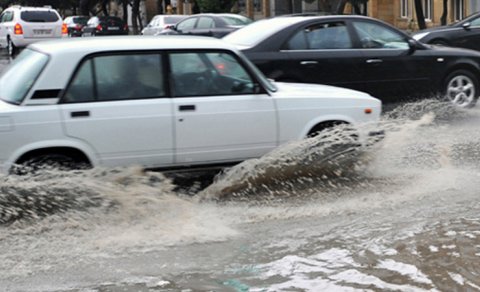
[{"left": 2, "top": 51, "right": 480, "bottom": 291}]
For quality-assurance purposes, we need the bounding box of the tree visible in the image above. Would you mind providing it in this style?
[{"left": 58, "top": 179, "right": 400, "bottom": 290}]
[
  {"left": 156, "top": 0, "right": 164, "bottom": 14},
  {"left": 349, "top": 0, "right": 368, "bottom": 15},
  {"left": 441, "top": 0, "right": 448, "bottom": 25},
  {"left": 318, "top": 0, "right": 367, "bottom": 15},
  {"left": 414, "top": 0, "right": 427, "bottom": 30},
  {"left": 131, "top": 0, "right": 144, "bottom": 35},
  {"left": 80, "top": 0, "right": 91, "bottom": 15},
  {"left": 198, "top": 0, "right": 234, "bottom": 13}
]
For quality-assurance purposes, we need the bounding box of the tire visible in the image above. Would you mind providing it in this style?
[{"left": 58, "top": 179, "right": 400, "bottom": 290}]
[
  {"left": 7, "top": 38, "right": 17, "bottom": 57},
  {"left": 12, "top": 154, "right": 88, "bottom": 175},
  {"left": 444, "top": 69, "right": 479, "bottom": 108}
]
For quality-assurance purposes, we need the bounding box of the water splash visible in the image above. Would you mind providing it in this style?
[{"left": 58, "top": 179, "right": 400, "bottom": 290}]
[{"left": 199, "top": 124, "right": 375, "bottom": 201}]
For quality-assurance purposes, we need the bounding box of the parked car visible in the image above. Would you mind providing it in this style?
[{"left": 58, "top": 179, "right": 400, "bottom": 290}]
[
  {"left": 224, "top": 15, "right": 480, "bottom": 108},
  {"left": 141, "top": 14, "right": 187, "bottom": 35},
  {"left": 82, "top": 16, "right": 128, "bottom": 36},
  {"left": 412, "top": 12, "right": 480, "bottom": 51},
  {"left": 157, "top": 13, "right": 252, "bottom": 38},
  {"left": 0, "top": 6, "right": 66, "bottom": 56},
  {"left": 63, "top": 15, "right": 89, "bottom": 37},
  {"left": 0, "top": 36, "right": 380, "bottom": 173}
]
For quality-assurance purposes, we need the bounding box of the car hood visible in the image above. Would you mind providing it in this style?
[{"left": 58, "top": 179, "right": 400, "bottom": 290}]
[
  {"left": 416, "top": 26, "right": 452, "bottom": 34},
  {"left": 425, "top": 43, "right": 480, "bottom": 56},
  {"left": 272, "top": 82, "right": 378, "bottom": 101},
  {"left": 0, "top": 99, "right": 19, "bottom": 112}
]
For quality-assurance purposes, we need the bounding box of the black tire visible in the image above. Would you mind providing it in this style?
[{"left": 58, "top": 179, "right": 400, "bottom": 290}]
[
  {"left": 12, "top": 154, "right": 89, "bottom": 175},
  {"left": 7, "top": 38, "right": 17, "bottom": 57},
  {"left": 444, "top": 69, "right": 479, "bottom": 108}
]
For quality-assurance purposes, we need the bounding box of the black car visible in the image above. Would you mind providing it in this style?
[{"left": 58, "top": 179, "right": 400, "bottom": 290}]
[
  {"left": 157, "top": 13, "right": 252, "bottom": 38},
  {"left": 224, "top": 15, "right": 480, "bottom": 108},
  {"left": 412, "top": 12, "right": 480, "bottom": 51},
  {"left": 82, "top": 16, "right": 128, "bottom": 36},
  {"left": 63, "top": 15, "right": 89, "bottom": 37}
]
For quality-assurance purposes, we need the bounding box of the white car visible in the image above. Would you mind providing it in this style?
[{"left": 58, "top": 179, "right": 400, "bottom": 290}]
[
  {"left": 0, "top": 6, "right": 66, "bottom": 56},
  {"left": 0, "top": 36, "right": 381, "bottom": 173},
  {"left": 141, "top": 14, "right": 187, "bottom": 36}
]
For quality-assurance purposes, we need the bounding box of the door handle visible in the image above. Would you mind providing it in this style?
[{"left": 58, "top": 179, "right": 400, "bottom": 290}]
[
  {"left": 179, "top": 105, "right": 195, "bottom": 111},
  {"left": 70, "top": 111, "right": 90, "bottom": 118},
  {"left": 300, "top": 61, "right": 318, "bottom": 65},
  {"left": 366, "top": 59, "right": 383, "bottom": 64}
]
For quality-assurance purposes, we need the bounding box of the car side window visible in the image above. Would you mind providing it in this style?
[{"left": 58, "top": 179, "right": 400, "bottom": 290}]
[
  {"left": 470, "top": 17, "right": 480, "bottom": 27},
  {"left": 177, "top": 18, "right": 196, "bottom": 31},
  {"left": 169, "top": 51, "right": 256, "bottom": 97},
  {"left": 352, "top": 21, "right": 409, "bottom": 49},
  {"left": 286, "top": 22, "right": 352, "bottom": 50},
  {"left": 197, "top": 17, "right": 215, "bottom": 29},
  {"left": 63, "top": 53, "right": 165, "bottom": 103},
  {"left": 1, "top": 11, "right": 13, "bottom": 22}
]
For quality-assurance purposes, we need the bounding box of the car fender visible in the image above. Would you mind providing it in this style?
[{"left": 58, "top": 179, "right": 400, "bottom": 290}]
[
  {"left": 5, "top": 139, "right": 99, "bottom": 171},
  {"left": 299, "top": 114, "right": 356, "bottom": 139},
  {"left": 442, "top": 57, "right": 480, "bottom": 85}
]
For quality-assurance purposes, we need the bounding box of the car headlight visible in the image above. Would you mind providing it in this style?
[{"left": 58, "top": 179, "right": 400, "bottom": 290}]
[{"left": 412, "top": 32, "right": 430, "bottom": 41}]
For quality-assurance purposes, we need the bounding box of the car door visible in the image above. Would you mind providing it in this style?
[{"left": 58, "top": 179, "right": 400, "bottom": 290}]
[
  {"left": 168, "top": 50, "right": 277, "bottom": 165},
  {"left": 0, "top": 11, "right": 13, "bottom": 48},
  {"left": 59, "top": 52, "right": 174, "bottom": 168},
  {"left": 349, "top": 19, "right": 433, "bottom": 102},
  {"left": 192, "top": 16, "right": 216, "bottom": 36},
  {"left": 175, "top": 17, "right": 197, "bottom": 35},
  {"left": 254, "top": 21, "right": 365, "bottom": 91}
]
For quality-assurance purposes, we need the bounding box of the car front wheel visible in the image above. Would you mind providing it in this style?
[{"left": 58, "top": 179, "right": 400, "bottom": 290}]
[
  {"left": 12, "top": 154, "right": 89, "bottom": 175},
  {"left": 445, "top": 69, "right": 479, "bottom": 108}
]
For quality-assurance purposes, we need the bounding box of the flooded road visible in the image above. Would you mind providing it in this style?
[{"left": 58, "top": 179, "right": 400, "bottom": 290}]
[{"left": 2, "top": 54, "right": 480, "bottom": 291}]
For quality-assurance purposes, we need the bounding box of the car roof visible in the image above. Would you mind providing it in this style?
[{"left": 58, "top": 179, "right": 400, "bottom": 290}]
[
  {"left": 7, "top": 6, "right": 57, "bottom": 11},
  {"left": 29, "top": 35, "right": 236, "bottom": 55},
  {"left": 234, "top": 14, "right": 375, "bottom": 31},
  {"left": 273, "top": 14, "right": 374, "bottom": 22}
]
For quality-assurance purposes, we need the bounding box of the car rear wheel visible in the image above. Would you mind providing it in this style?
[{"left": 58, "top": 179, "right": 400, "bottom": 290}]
[
  {"left": 444, "top": 69, "right": 479, "bottom": 108},
  {"left": 7, "top": 38, "right": 17, "bottom": 57}
]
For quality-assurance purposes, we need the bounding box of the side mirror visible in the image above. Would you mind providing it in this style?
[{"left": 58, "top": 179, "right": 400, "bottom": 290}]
[
  {"left": 407, "top": 38, "right": 417, "bottom": 53},
  {"left": 463, "top": 22, "right": 471, "bottom": 30}
]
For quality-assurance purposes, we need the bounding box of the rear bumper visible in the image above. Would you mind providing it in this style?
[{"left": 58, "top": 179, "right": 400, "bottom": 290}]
[{"left": 12, "top": 35, "right": 66, "bottom": 47}]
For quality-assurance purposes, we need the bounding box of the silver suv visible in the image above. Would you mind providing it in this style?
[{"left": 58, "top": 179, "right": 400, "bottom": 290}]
[{"left": 0, "top": 6, "right": 66, "bottom": 56}]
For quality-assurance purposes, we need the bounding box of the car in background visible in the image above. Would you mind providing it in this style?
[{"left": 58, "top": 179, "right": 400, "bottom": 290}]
[
  {"left": 0, "top": 36, "right": 380, "bottom": 173},
  {"left": 224, "top": 15, "right": 480, "bottom": 108},
  {"left": 64, "top": 15, "right": 89, "bottom": 37},
  {"left": 157, "top": 13, "right": 252, "bottom": 38},
  {"left": 141, "top": 14, "right": 187, "bottom": 35},
  {"left": 82, "top": 16, "right": 128, "bottom": 36},
  {"left": 0, "top": 6, "right": 66, "bottom": 56},
  {"left": 412, "top": 12, "right": 480, "bottom": 51}
]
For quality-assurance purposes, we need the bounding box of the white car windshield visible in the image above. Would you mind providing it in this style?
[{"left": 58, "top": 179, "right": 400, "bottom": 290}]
[{"left": 0, "top": 49, "right": 48, "bottom": 105}]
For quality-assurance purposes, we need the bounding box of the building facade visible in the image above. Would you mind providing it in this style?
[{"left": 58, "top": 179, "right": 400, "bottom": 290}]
[
  {"left": 142, "top": 0, "right": 480, "bottom": 32},
  {"left": 369, "top": 0, "right": 480, "bottom": 32}
]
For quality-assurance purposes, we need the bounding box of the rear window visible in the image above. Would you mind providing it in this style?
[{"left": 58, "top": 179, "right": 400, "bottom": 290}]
[
  {"left": 222, "top": 16, "right": 252, "bottom": 26},
  {"left": 164, "top": 16, "right": 185, "bottom": 24},
  {"left": 73, "top": 17, "right": 88, "bottom": 25},
  {"left": 0, "top": 49, "right": 49, "bottom": 105},
  {"left": 100, "top": 16, "right": 123, "bottom": 23},
  {"left": 21, "top": 10, "right": 59, "bottom": 22}
]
